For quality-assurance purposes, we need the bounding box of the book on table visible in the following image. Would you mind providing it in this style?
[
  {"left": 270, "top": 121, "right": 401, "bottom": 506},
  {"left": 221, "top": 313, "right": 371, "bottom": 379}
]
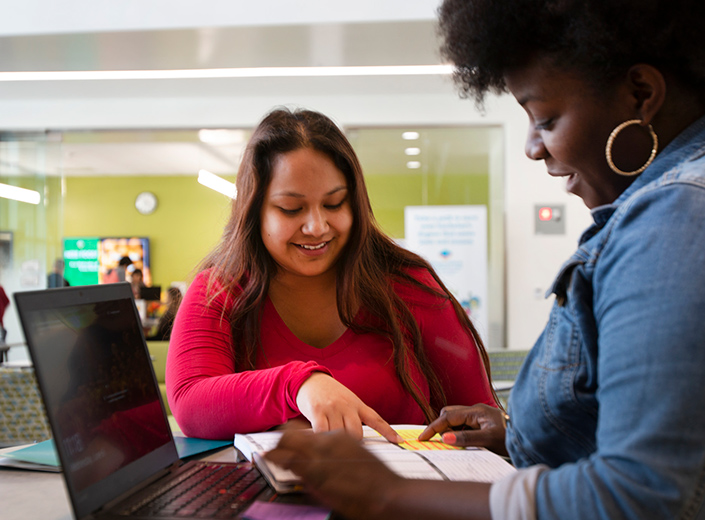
[{"left": 234, "top": 425, "right": 516, "bottom": 494}]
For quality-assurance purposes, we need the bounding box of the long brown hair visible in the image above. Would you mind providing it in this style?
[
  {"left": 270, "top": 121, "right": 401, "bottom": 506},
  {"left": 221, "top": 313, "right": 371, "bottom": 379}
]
[{"left": 200, "top": 107, "right": 497, "bottom": 422}]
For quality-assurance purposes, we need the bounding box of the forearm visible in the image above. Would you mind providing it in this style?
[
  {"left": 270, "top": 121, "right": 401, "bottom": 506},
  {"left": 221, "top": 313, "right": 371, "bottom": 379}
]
[
  {"left": 375, "top": 479, "right": 492, "bottom": 520},
  {"left": 269, "top": 430, "right": 494, "bottom": 520},
  {"left": 169, "top": 361, "right": 329, "bottom": 438}
]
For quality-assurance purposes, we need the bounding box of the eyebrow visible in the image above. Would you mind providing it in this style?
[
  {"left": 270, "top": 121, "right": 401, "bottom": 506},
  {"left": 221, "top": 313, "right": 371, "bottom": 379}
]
[
  {"left": 515, "top": 93, "right": 540, "bottom": 107},
  {"left": 270, "top": 186, "right": 348, "bottom": 198},
  {"left": 516, "top": 89, "right": 551, "bottom": 107}
]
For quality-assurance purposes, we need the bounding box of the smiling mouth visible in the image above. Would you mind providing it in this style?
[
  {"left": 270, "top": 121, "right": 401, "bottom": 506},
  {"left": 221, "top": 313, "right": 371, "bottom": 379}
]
[{"left": 296, "top": 241, "right": 328, "bottom": 251}]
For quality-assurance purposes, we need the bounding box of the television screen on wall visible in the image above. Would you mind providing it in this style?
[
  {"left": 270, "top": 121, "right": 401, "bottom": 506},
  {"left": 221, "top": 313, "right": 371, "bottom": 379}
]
[
  {"left": 63, "top": 237, "right": 101, "bottom": 286},
  {"left": 63, "top": 237, "right": 151, "bottom": 287},
  {"left": 99, "top": 237, "right": 152, "bottom": 286}
]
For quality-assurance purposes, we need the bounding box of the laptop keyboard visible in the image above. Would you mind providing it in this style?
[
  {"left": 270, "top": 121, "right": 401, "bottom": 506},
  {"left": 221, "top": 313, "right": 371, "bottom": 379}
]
[{"left": 119, "top": 462, "right": 268, "bottom": 518}]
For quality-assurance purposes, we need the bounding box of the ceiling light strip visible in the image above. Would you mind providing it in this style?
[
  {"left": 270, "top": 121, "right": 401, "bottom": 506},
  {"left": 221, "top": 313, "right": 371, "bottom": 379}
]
[
  {"left": 0, "top": 65, "right": 454, "bottom": 82},
  {"left": 0, "top": 182, "right": 41, "bottom": 204},
  {"left": 198, "top": 169, "right": 237, "bottom": 199}
]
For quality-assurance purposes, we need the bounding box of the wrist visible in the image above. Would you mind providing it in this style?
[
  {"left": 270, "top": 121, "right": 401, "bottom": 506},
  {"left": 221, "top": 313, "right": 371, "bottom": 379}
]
[
  {"left": 371, "top": 473, "right": 408, "bottom": 519},
  {"left": 287, "top": 363, "right": 331, "bottom": 412},
  {"left": 295, "top": 371, "right": 332, "bottom": 410}
]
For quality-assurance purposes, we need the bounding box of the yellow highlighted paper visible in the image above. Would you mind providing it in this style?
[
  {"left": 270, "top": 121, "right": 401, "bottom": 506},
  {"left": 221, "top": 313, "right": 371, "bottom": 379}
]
[{"left": 395, "top": 429, "right": 462, "bottom": 451}]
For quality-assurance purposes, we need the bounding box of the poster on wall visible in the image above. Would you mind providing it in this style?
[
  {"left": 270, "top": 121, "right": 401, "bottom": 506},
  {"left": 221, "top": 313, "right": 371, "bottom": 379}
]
[{"left": 404, "top": 205, "right": 488, "bottom": 339}]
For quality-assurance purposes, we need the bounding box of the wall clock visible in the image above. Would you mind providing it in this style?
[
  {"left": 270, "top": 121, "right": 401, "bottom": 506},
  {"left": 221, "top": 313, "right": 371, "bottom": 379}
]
[{"left": 135, "top": 191, "right": 158, "bottom": 215}]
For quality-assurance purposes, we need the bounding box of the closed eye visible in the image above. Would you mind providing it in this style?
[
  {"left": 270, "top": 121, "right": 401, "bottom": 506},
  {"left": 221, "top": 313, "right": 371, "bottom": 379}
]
[
  {"left": 278, "top": 207, "right": 302, "bottom": 215},
  {"left": 324, "top": 200, "right": 346, "bottom": 210},
  {"left": 534, "top": 118, "right": 554, "bottom": 131}
]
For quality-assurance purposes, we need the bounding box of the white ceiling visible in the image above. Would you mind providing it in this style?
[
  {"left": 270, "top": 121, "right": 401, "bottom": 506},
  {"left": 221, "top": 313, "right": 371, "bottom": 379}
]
[
  {"left": 0, "top": 125, "right": 495, "bottom": 178},
  {"left": 60, "top": 141, "right": 242, "bottom": 176},
  {"left": 0, "top": 13, "right": 496, "bottom": 178}
]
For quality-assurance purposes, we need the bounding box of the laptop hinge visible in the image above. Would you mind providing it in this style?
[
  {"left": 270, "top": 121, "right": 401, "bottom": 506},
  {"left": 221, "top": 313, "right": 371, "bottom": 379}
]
[{"left": 94, "top": 461, "right": 183, "bottom": 517}]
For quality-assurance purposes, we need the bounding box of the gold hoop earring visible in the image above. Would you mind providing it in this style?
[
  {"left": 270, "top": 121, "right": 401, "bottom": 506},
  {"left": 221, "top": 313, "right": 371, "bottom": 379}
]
[{"left": 605, "top": 119, "right": 658, "bottom": 176}]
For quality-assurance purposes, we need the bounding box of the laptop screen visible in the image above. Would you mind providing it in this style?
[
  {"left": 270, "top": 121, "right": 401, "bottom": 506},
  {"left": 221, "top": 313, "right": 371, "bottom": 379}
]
[{"left": 15, "top": 283, "right": 178, "bottom": 518}]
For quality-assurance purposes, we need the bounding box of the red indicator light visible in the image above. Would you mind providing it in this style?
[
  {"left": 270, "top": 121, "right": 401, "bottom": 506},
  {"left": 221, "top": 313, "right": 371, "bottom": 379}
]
[{"left": 538, "top": 207, "right": 553, "bottom": 221}]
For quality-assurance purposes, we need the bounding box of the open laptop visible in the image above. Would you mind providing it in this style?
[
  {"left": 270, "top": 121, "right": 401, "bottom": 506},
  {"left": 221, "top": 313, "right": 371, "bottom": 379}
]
[{"left": 14, "top": 283, "right": 274, "bottom": 519}]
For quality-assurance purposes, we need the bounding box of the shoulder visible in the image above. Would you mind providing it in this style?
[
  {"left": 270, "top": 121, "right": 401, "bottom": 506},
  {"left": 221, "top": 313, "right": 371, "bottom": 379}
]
[
  {"left": 608, "top": 168, "right": 705, "bottom": 244},
  {"left": 392, "top": 266, "right": 446, "bottom": 304},
  {"left": 594, "top": 150, "right": 705, "bottom": 254},
  {"left": 191, "top": 268, "right": 243, "bottom": 290},
  {"left": 402, "top": 265, "right": 439, "bottom": 286},
  {"left": 592, "top": 161, "right": 705, "bottom": 307},
  {"left": 184, "top": 269, "right": 244, "bottom": 308}
]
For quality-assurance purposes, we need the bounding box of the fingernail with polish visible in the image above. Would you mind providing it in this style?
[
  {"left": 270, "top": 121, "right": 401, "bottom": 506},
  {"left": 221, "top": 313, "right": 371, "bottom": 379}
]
[{"left": 442, "top": 432, "right": 456, "bottom": 444}]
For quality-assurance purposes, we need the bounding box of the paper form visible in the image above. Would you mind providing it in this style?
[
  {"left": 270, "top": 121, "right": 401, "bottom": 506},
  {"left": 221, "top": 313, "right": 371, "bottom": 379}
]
[
  {"left": 235, "top": 424, "right": 516, "bottom": 492},
  {"left": 420, "top": 450, "right": 516, "bottom": 482}
]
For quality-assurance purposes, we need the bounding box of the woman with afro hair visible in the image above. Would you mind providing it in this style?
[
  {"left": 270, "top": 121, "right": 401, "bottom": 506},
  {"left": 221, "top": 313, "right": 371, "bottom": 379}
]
[{"left": 267, "top": 1, "right": 705, "bottom": 518}]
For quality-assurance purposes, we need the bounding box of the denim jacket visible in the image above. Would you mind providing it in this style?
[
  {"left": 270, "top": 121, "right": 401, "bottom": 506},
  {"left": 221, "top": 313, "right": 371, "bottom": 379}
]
[{"left": 506, "top": 115, "right": 705, "bottom": 519}]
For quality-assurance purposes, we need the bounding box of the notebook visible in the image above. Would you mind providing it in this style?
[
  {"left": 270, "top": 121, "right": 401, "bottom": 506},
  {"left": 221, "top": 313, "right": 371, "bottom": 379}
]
[{"left": 14, "top": 283, "right": 273, "bottom": 520}]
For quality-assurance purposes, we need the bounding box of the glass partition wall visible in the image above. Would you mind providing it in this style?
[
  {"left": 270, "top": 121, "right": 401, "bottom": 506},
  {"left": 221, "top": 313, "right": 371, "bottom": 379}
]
[
  {"left": 0, "top": 132, "right": 64, "bottom": 353},
  {"left": 348, "top": 126, "right": 505, "bottom": 351},
  {"left": 0, "top": 125, "right": 505, "bottom": 362}
]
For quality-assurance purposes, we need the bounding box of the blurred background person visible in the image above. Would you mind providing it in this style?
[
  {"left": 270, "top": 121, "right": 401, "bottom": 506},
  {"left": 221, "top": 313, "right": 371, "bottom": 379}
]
[
  {"left": 102, "top": 256, "right": 132, "bottom": 284},
  {"left": 0, "top": 283, "right": 8, "bottom": 343},
  {"left": 47, "top": 258, "right": 70, "bottom": 288},
  {"left": 150, "top": 287, "right": 182, "bottom": 341},
  {"left": 130, "top": 268, "right": 146, "bottom": 299}
]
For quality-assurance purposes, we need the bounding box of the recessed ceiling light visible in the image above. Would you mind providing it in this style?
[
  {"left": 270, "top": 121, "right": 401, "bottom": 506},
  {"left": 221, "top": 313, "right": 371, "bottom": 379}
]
[
  {"left": 405, "top": 147, "right": 421, "bottom": 156},
  {"left": 406, "top": 161, "right": 422, "bottom": 169},
  {"left": 402, "top": 132, "right": 420, "bottom": 140}
]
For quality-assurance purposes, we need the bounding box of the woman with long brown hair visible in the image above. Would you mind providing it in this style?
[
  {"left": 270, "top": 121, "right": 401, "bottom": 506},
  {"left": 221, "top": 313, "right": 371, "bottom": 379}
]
[{"left": 166, "top": 107, "right": 496, "bottom": 440}]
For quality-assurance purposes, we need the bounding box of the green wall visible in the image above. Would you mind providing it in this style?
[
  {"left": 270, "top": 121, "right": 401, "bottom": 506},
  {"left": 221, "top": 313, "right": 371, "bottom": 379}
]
[
  {"left": 366, "top": 173, "right": 489, "bottom": 237},
  {"left": 58, "top": 171, "right": 489, "bottom": 288},
  {"left": 63, "top": 175, "right": 233, "bottom": 288}
]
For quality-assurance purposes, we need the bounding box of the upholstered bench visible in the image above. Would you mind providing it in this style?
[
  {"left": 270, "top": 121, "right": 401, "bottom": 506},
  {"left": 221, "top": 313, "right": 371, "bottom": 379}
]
[
  {"left": 0, "top": 366, "right": 52, "bottom": 447},
  {"left": 488, "top": 349, "right": 530, "bottom": 409}
]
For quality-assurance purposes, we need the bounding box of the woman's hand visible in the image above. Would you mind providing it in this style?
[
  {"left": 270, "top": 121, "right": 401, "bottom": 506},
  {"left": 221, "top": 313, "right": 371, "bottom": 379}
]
[
  {"left": 296, "top": 372, "right": 402, "bottom": 443},
  {"left": 265, "top": 430, "right": 403, "bottom": 519},
  {"left": 418, "top": 404, "right": 509, "bottom": 456}
]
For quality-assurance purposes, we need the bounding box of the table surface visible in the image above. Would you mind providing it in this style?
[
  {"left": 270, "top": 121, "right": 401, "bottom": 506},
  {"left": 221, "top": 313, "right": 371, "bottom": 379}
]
[{"left": 0, "top": 444, "right": 242, "bottom": 520}]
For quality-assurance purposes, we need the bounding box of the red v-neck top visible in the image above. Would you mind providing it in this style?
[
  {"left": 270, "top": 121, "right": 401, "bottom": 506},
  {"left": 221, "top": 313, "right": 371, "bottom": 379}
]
[{"left": 166, "top": 268, "right": 495, "bottom": 439}]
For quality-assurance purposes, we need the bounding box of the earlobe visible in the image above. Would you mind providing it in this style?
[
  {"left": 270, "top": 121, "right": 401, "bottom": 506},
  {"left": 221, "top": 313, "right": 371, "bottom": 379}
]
[{"left": 627, "top": 64, "right": 666, "bottom": 125}]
